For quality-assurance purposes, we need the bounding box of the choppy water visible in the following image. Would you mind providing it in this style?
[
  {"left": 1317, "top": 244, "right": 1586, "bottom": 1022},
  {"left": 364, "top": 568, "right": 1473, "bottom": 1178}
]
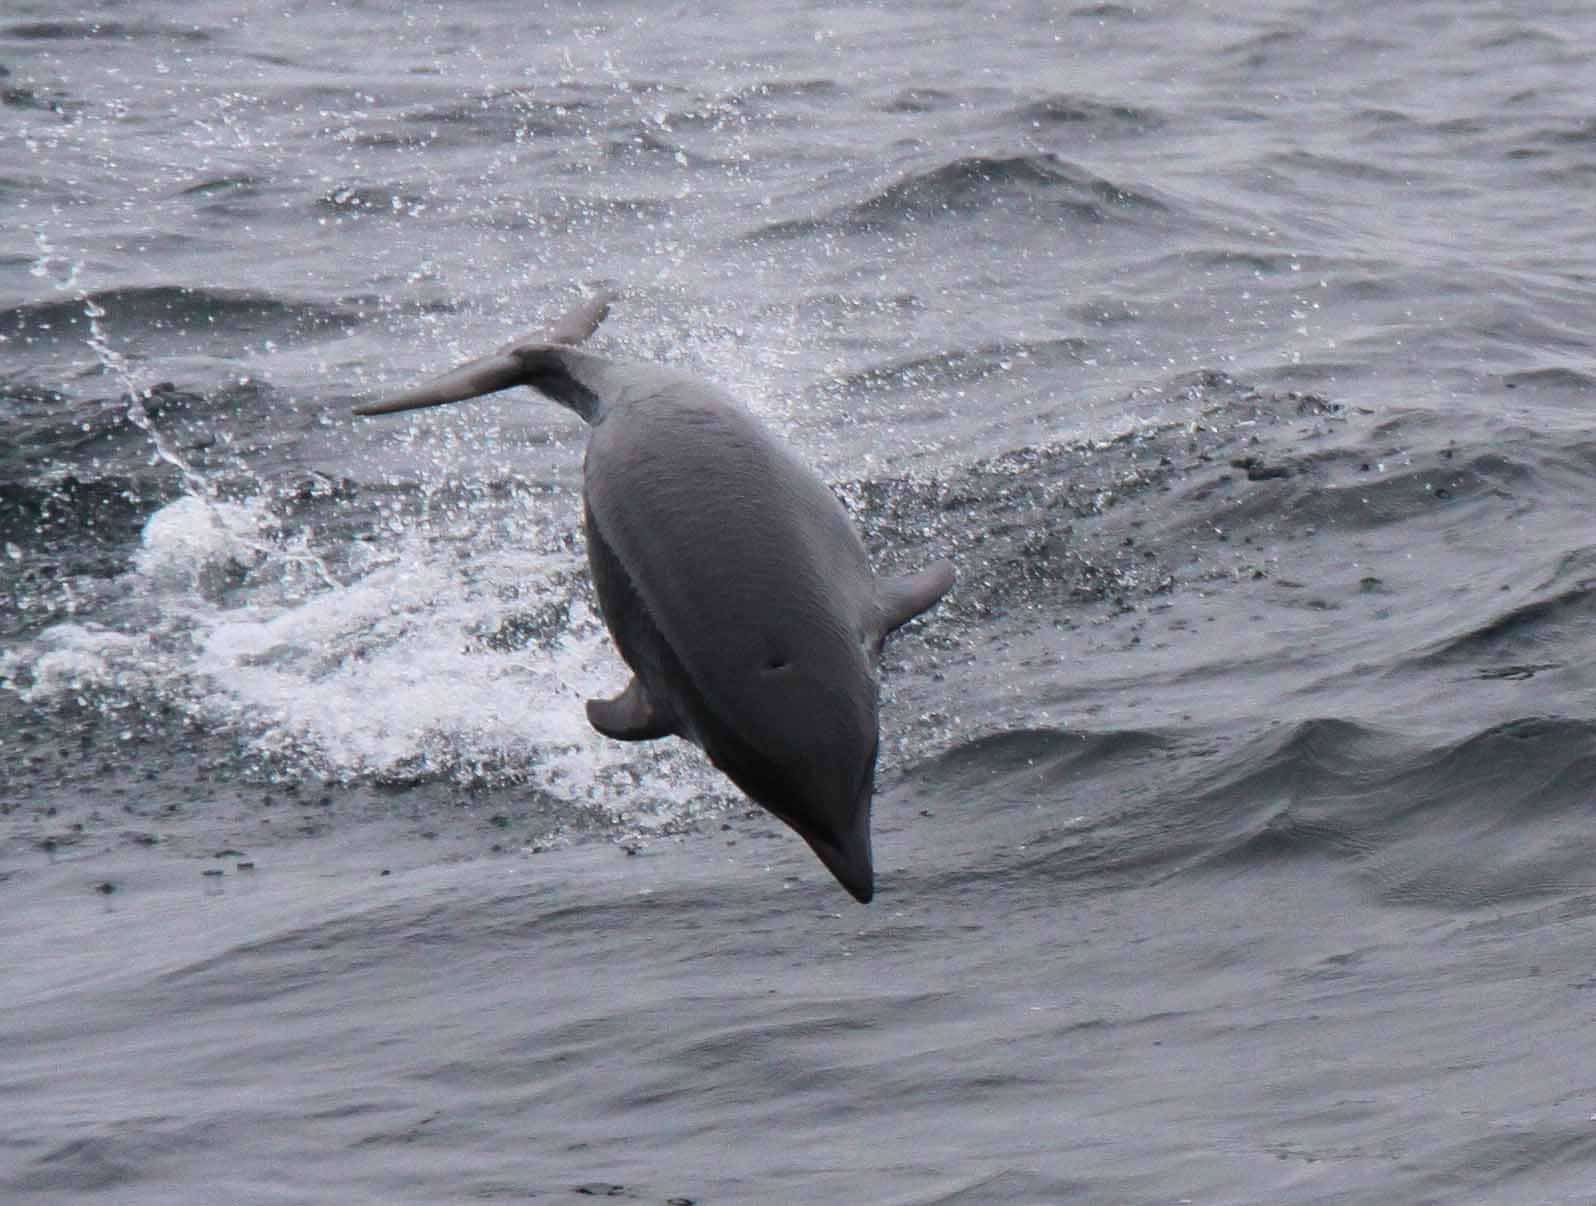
[{"left": 5, "top": 2, "right": 1596, "bottom": 1202}]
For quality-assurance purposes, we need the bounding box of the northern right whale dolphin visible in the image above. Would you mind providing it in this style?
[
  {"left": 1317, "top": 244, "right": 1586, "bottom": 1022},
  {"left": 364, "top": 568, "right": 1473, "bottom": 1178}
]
[{"left": 353, "top": 291, "right": 955, "bottom": 902}]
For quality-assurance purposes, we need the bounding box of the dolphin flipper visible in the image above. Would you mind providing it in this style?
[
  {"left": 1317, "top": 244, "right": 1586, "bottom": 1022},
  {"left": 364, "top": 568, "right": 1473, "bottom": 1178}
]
[
  {"left": 877, "top": 562, "right": 957, "bottom": 639},
  {"left": 587, "top": 676, "right": 676, "bottom": 742}
]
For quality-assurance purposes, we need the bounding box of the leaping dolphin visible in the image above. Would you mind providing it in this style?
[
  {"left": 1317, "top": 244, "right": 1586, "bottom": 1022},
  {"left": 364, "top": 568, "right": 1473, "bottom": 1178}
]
[{"left": 353, "top": 291, "right": 954, "bottom": 902}]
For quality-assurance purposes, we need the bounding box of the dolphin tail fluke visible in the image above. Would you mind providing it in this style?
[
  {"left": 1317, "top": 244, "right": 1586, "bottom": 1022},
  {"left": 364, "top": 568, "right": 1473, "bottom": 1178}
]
[
  {"left": 352, "top": 290, "right": 617, "bottom": 416},
  {"left": 351, "top": 352, "right": 524, "bottom": 415},
  {"left": 531, "top": 287, "right": 616, "bottom": 349},
  {"left": 876, "top": 561, "right": 956, "bottom": 639}
]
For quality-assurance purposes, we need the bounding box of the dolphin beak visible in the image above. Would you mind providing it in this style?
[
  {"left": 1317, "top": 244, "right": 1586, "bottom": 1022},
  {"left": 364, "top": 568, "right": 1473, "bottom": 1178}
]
[{"left": 802, "top": 797, "right": 876, "bottom": 904}]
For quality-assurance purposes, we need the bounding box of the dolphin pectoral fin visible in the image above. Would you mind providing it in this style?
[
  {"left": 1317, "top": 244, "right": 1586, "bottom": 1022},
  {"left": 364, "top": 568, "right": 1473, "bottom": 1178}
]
[
  {"left": 876, "top": 561, "right": 957, "bottom": 638},
  {"left": 586, "top": 677, "right": 676, "bottom": 742}
]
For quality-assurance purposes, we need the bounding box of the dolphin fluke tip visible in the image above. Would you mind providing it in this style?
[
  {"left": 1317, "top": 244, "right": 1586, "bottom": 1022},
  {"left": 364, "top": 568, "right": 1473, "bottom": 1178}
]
[{"left": 543, "top": 287, "right": 618, "bottom": 347}]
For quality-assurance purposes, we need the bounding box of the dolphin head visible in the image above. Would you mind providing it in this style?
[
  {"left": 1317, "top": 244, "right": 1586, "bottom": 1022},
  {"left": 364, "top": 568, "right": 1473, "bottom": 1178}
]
[
  {"left": 705, "top": 725, "right": 879, "bottom": 903},
  {"left": 789, "top": 766, "right": 877, "bottom": 904}
]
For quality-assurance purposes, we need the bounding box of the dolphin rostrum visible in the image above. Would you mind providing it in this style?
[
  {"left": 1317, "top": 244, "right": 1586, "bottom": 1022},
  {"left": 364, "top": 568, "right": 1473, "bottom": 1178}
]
[{"left": 353, "top": 291, "right": 954, "bottom": 901}]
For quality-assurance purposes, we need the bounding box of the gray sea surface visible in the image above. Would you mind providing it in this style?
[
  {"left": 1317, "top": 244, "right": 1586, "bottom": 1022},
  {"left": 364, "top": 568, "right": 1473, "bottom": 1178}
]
[{"left": 4, "top": 2, "right": 1596, "bottom": 1202}]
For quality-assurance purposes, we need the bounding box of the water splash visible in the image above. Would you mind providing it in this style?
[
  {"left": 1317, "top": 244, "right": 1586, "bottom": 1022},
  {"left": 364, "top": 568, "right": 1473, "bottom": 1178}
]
[{"left": 49, "top": 251, "right": 348, "bottom": 593}]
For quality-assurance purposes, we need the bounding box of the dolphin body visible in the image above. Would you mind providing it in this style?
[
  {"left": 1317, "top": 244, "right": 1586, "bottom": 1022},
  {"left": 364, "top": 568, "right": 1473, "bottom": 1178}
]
[{"left": 354, "top": 292, "right": 954, "bottom": 902}]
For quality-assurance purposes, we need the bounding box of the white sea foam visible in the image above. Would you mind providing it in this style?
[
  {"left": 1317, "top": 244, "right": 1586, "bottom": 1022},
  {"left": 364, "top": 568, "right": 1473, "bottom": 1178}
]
[
  {"left": 1, "top": 622, "right": 143, "bottom": 704},
  {"left": 134, "top": 495, "right": 269, "bottom": 598},
  {"left": 7, "top": 496, "right": 727, "bottom": 827}
]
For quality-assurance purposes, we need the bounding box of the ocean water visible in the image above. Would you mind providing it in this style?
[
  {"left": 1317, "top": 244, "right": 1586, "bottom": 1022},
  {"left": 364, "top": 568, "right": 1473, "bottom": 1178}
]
[{"left": 4, "top": 1, "right": 1596, "bottom": 1202}]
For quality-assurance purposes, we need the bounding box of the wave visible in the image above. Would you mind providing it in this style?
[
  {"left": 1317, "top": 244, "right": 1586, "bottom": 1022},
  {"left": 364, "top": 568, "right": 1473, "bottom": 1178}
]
[
  {"left": 346, "top": 90, "right": 604, "bottom": 149},
  {"left": 911, "top": 727, "right": 1174, "bottom": 796},
  {"left": 2, "top": 80, "right": 75, "bottom": 115},
  {"left": 1010, "top": 92, "right": 1165, "bottom": 136},
  {"left": 3, "top": 19, "right": 211, "bottom": 42},
  {"left": 745, "top": 153, "right": 1167, "bottom": 240},
  {"left": 316, "top": 184, "right": 430, "bottom": 217},
  {"left": 880, "top": 88, "right": 960, "bottom": 114},
  {"left": 1410, "top": 549, "right": 1596, "bottom": 671},
  {"left": 0, "top": 286, "right": 361, "bottom": 349},
  {"left": 1503, "top": 366, "right": 1596, "bottom": 391},
  {"left": 912, "top": 715, "right": 1596, "bottom": 909},
  {"left": 1183, "top": 448, "right": 1534, "bottom": 537},
  {"left": 818, "top": 337, "right": 1090, "bottom": 401}
]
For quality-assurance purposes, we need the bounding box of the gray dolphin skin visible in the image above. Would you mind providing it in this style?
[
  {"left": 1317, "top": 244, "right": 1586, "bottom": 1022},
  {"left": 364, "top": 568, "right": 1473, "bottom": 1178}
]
[{"left": 353, "top": 291, "right": 955, "bottom": 902}]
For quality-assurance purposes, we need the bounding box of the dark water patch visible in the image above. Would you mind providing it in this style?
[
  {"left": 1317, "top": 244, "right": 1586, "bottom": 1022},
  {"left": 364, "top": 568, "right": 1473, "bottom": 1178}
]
[
  {"left": 1156, "top": 245, "right": 1329, "bottom": 275},
  {"left": 604, "top": 122, "right": 715, "bottom": 165},
  {"left": 1226, "top": 716, "right": 1596, "bottom": 904},
  {"left": 902, "top": 1168, "right": 1093, "bottom": 1204},
  {"left": 0, "top": 465, "right": 176, "bottom": 549},
  {"left": 0, "top": 286, "right": 361, "bottom": 351},
  {"left": 355, "top": 90, "right": 603, "bottom": 149},
  {"left": 1412, "top": 556, "right": 1596, "bottom": 671},
  {"left": 3, "top": 19, "right": 211, "bottom": 42},
  {"left": 1502, "top": 366, "right": 1596, "bottom": 390},
  {"left": 0, "top": 472, "right": 176, "bottom": 614},
  {"left": 531, "top": 192, "right": 675, "bottom": 233},
  {"left": 909, "top": 727, "right": 1173, "bottom": 802},
  {"left": 1351, "top": 106, "right": 1417, "bottom": 131},
  {"left": 1169, "top": 718, "right": 1402, "bottom": 873},
  {"left": 1534, "top": 117, "right": 1596, "bottom": 147},
  {"left": 2, "top": 377, "right": 310, "bottom": 491},
  {"left": 1202, "top": 805, "right": 1369, "bottom": 867},
  {"left": 729, "top": 78, "right": 839, "bottom": 102},
  {"left": 818, "top": 337, "right": 1089, "bottom": 401},
  {"left": 746, "top": 153, "right": 1166, "bottom": 240},
  {"left": 9, "top": 1125, "right": 165, "bottom": 1194},
  {"left": 1065, "top": 296, "right": 1141, "bottom": 327},
  {"left": 1012, "top": 92, "right": 1164, "bottom": 136},
  {"left": 179, "top": 174, "right": 263, "bottom": 198},
  {"left": 1068, "top": 3, "right": 1142, "bottom": 18},
  {"left": 880, "top": 87, "right": 959, "bottom": 114},
  {"left": 180, "top": 175, "right": 271, "bottom": 220},
  {"left": 1219, "top": 27, "right": 1398, "bottom": 77},
  {"left": 0, "top": 660, "right": 605, "bottom": 869},
  {"left": 1261, "top": 147, "right": 1418, "bottom": 186},
  {"left": 316, "top": 184, "right": 430, "bottom": 218},
  {"left": 662, "top": 77, "right": 839, "bottom": 128},
  {"left": 967, "top": 713, "right": 1596, "bottom": 907},
  {"left": 851, "top": 373, "right": 1356, "bottom": 620},
  {"left": 1365, "top": 718, "right": 1596, "bottom": 908},
  {"left": 1474, "top": 23, "right": 1571, "bottom": 52},
  {"left": 1457, "top": 300, "right": 1595, "bottom": 358},
  {"left": 2, "top": 82, "right": 74, "bottom": 114},
  {"left": 1218, "top": 27, "right": 1304, "bottom": 70},
  {"left": 1185, "top": 447, "right": 1532, "bottom": 541},
  {"left": 1407, "top": 1125, "right": 1596, "bottom": 1202}
]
